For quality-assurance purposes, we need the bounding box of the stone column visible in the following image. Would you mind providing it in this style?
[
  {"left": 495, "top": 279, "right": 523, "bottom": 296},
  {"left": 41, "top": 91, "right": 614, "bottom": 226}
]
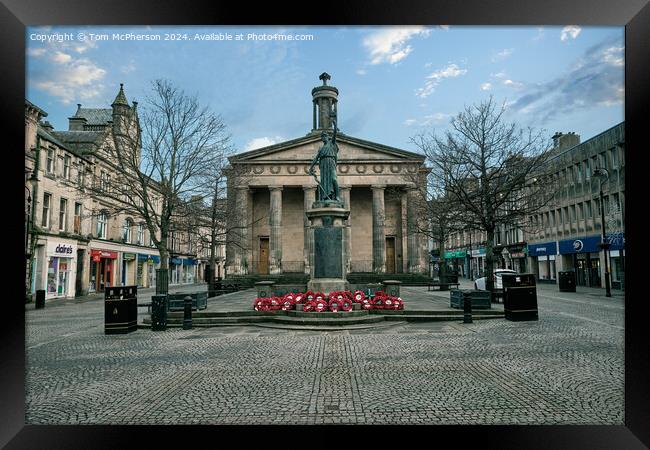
[
  {"left": 339, "top": 185, "right": 352, "bottom": 274},
  {"left": 371, "top": 185, "right": 386, "bottom": 273},
  {"left": 269, "top": 186, "right": 283, "bottom": 274},
  {"left": 406, "top": 185, "right": 421, "bottom": 274},
  {"left": 303, "top": 185, "right": 316, "bottom": 275},
  {"left": 235, "top": 186, "right": 250, "bottom": 274}
]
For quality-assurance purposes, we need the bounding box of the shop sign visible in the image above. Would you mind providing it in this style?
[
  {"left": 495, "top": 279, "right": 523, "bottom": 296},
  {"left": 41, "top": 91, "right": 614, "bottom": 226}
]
[
  {"left": 171, "top": 257, "right": 183, "bottom": 265},
  {"left": 47, "top": 242, "right": 77, "bottom": 257},
  {"left": 527, "top": 242, "right": 557, "bottom": 256},
  {"left": 91, "top": 249, "right": 118, "bottom": 262},
  {"left": 471, "top": 248, "right": 486, "bottom": 257},
  {"left": 510, "top": 252, "right": 526, "bottom": 258},
  {"left": 123, "top": 253, "right": 136, "bottom": 261},
  {"left": 444, "top": 250, "right": 467, "bottom": 259}
]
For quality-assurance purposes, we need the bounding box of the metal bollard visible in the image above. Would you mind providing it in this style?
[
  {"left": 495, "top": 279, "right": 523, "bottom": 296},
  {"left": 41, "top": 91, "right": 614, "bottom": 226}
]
[
  {"left": 183, "top": 295, "right": 193, "bottom": 330},
  {"left": 463, "top": 294, "right": 473, "bottom": 324}
]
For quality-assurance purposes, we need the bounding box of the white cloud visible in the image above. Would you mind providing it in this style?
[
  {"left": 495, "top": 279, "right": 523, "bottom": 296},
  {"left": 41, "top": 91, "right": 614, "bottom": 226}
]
[
  {"left": 532, "top": 27, "right": 545, "bottom": 41},
  {"left": 404, "top": 113, "right": 450, "bottom": 127},
  {"left": 561, "top": 26, "right": 581, "bottom": 41},
  {"left": 27, "top": 48, "right": 46, "bottom": 57},
  {"left": 481, "top": 82, "right": 492, "bottom": 91},
  {"left": 244, "top": 136, "right": 284, "bottom": 151},
  {"left": 602, "top": 46, "right": 624, "bottom": 66},
  {"left": 363, "top": 26, "right": 430, "bottom": 65},
  {"left": 424, "top": 62, "right": 433, "bottom": 68},
  {"left": 51, "top": 51, "right": 72, "bottom": 64},
  {"left": 503, "top": 79, "right": 524, "bottom": 89},
  {"left": 492, "top": 71, "right": 507, "bottom": 79},
  {"left": 491, "top": 48, "right": 513, "bottom": 62},
  {"left": 32, "top": 58, "right": 107, "bottom": 104},
  {"left": 356, "top": 68, "right": 367, "bottom": 75},
  {"left": 416, "top": 63, "right": 467, "bottom": 98}
]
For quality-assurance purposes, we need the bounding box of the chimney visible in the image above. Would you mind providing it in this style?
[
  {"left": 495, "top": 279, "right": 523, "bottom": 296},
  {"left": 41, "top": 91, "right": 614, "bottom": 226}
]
[
  {"left": 552, "top": 131, "right": 580, "bottom": 152},
  {"left": 41, "top": 121, "right": 54, "bottom": 132},
  {"left": 68, "top": 103, "right": 86, "bottom": 131}
]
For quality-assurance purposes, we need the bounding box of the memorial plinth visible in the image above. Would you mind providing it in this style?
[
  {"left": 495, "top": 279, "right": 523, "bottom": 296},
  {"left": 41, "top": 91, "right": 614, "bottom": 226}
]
[{"left": 306, "top": 202, "right": 350, "bottom": 293}]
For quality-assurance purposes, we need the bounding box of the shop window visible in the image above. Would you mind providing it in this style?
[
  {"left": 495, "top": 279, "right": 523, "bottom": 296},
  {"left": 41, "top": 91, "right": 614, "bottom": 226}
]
[
  {"left": 59, "top": 198, "right": 68, "bottom": 231},
  {"left": 42, "top": 193, "right": 51, "bottom": 228}
]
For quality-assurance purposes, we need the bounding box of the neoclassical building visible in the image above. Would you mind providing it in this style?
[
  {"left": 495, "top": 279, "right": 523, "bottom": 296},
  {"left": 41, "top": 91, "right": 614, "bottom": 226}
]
[{"left": 225, "top": 74, "right": 429, "bottom": 277}]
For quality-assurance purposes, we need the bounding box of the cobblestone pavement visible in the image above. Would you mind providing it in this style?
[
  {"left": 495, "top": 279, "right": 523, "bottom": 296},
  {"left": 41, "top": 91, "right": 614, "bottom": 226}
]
[{"left": 25, "top": 283, "right": 624, "bottom": 425}]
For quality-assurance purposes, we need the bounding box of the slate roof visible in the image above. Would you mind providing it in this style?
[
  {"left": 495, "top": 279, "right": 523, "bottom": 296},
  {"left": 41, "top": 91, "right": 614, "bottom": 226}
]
[{"left": 71, "top": 108, "right": 113, "bottom": 125}]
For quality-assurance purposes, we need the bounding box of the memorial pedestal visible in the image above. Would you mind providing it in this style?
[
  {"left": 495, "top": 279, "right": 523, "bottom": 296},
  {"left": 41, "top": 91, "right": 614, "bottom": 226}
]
[{"left": 306, "top": 203, "right": 350, "bottom": 293}]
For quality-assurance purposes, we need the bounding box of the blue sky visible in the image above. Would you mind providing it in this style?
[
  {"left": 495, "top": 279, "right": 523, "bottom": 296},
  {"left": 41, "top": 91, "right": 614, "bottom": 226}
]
[{"left": 26, "top": 25, "right": 624, "bottom": 153}]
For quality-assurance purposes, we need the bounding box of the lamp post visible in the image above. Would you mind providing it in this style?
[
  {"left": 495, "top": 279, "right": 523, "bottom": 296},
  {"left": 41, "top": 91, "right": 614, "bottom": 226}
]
[{"left": 593, "top": 168, "right": 612, "bottom": 297}]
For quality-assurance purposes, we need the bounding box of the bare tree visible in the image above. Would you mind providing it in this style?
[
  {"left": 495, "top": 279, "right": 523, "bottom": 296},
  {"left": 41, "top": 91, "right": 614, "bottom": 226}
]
[
  {"left": 412, "top": 96, "right": 557, "bottom": 292},
  {"left": 84, "top": 79, "right": 230, "bottom": 290}
]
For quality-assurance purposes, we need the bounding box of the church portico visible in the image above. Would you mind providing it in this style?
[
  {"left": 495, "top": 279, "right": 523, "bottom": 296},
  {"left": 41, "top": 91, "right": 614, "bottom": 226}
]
[{"left": 225, "top": 74, "right": 429, "bottom": 278}]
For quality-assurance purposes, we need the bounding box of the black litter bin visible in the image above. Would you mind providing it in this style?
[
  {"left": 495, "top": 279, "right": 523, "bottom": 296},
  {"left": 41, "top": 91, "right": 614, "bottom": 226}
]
[
  {"left": 35, "top": 289, "right": 45, "bottom": 309},
  {"left": 105, "top": 286, "right": 138, "bottom": 334},
  {"left": 558, "top": 271, "right": 576, "bottom": 292},
  {"left": 501, "top": 273, "right": 538, "bottom": 321},
  {"left": 151, "top": 295, "right": 168, "bottom": 331}
]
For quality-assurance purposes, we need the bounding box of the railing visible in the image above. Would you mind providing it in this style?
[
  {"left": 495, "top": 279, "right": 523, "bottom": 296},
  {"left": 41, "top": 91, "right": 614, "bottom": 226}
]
[{"left": 227, "top": 260, "right": 306, "bottom": 275}]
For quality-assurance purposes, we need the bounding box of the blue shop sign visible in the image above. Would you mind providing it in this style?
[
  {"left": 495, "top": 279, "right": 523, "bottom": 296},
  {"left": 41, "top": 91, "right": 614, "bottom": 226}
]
[
  {"left": 559, "top": 234, "right": 625, "bottom": 254},
  {"left": 528, "top": 242, "right": 557, "bottom": 256},
  {"left": 170, "top": 257, "right": 183, "bottom": 265},
  {"left": 188, "top": 259, "right": 198, "bottom": 265},
  {"left": 138, "top": 254, "right": 160, "bottom": 264}
]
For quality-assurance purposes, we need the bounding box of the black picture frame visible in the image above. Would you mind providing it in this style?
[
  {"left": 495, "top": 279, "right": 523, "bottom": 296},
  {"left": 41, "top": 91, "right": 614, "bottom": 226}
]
[{"left": 3, "top": 0, "right": 648, "bottom": 447}]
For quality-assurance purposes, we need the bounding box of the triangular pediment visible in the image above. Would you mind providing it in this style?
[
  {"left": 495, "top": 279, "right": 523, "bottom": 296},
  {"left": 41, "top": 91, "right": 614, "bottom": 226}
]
[{"left": 230, "top": 133, "right": 425, "bottom": 164}]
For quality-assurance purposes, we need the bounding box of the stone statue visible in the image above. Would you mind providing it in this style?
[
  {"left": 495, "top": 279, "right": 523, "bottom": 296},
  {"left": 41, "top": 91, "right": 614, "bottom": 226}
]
[{"left": 309, "top": 112, "right": 340, "bottom": 203}]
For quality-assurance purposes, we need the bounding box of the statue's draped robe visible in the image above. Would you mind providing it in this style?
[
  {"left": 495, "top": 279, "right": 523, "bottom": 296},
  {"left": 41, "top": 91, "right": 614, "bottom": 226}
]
[{"left": 316, "top": 141, "right": 339, "bottom": 201}]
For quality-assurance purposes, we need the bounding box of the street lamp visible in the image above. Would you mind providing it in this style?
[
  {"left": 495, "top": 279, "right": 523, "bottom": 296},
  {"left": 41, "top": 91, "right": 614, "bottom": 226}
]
[{"left": 593, "top": 168, "right": 612, "bottom": 297}]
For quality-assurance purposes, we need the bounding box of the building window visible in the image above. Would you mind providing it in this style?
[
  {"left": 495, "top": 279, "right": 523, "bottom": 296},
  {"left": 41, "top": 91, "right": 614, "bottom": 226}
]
[
  {"left": 137, "top": 223, "right": 144, "bottom": 245},
  {"left": 577, "top": 203, "right": 583, "bottom": 221},
  {"left": 123, "top": 219, "right": 132, "bottom": 243},
  {"left": 46, "top": 149, "right": 54, "bottom": 174},
  {"left": 599, "top": 152, "right": 607, "bottom": 170},
  {"left": 59, "top": 198, "right": 68, "bottom": 231},
  {"left": 570, "top": 205, "right": 576, "bottom": 224},
  {"left": 609, "top": 147, "right": 618, "bottom": 169},
  {"left": 74, "top": 203, "right": 82, "bottom": 234},
  {"left": 63, "top": 155, "right": 71, "bottom": 179},
  {"left": 585, "top": 200, "right": 592, "bottom": 218},
  {"left": 585, "top": 159, "right": 591, "bottom": 179},
  {"left": 77, "top": 164, "right": 85, "bottom": 187},
  {"left": 563, "top": 207, "right": 569, "bottom": 225},
  {"left": 550, "top": 210, "right": 555, "bottom": 227},
  {"left": 97, "top": 212, "right": 107, "bottom": 239},
  {"left": 42, "top": 193, "right": 51, "bottom": 228},
  {"left": 575, "top": 163, "right": 582, "bottom": 183}
]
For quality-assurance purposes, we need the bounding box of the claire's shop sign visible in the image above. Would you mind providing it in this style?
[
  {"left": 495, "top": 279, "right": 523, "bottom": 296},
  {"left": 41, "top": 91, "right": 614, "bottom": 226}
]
[{"left": 47, "top": 242, "right": 77, "bottom": 257}]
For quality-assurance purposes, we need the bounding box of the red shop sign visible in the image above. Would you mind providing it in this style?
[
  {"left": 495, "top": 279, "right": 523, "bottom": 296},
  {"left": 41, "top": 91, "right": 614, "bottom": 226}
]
[{"left": 91, "top": 249, "right": 118, "bottom": 260}]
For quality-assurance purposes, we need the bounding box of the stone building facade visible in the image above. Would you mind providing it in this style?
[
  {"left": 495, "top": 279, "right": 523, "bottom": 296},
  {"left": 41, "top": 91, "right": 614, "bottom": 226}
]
[
  {"left": 25, "top": 85, "right": 221, "bottom": 300},
  {"left": 526, "top": 123, "right": 625, "bottom": 289},
  {"left": 225, "top": 74, "right": 429, "bottom": 277}
]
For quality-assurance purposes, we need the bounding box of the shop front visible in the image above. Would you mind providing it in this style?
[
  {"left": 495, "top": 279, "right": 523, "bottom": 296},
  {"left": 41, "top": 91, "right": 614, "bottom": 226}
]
[
  {"left": 170, "top": 257, "right": 182, "bottom": 285},
  {"left": 136, "top": 253, "right": 161, "bottom": 287},
  {"left": 89, "top": 249, "right": 118, "bottom": 292},
  {"left": 470, "top": 248, "right": 486, "bottom": 278},
  {"left": 528, "top": 242, "right": 557, "bottom": 282},
  {"left": 121, "top": 252, "right": 137, "bottom": 286},
  {"left": 444, "top": 250, "right": 467, "bottom": 277},
  {"left": 45, "top": 241, "right": 77, "bottom": 299},
  {"left": 558, "top": 235, "right": 625, "bottom": 289},
  {"left": 183, "top": 258, "right": 197, "bottom": 284}
]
